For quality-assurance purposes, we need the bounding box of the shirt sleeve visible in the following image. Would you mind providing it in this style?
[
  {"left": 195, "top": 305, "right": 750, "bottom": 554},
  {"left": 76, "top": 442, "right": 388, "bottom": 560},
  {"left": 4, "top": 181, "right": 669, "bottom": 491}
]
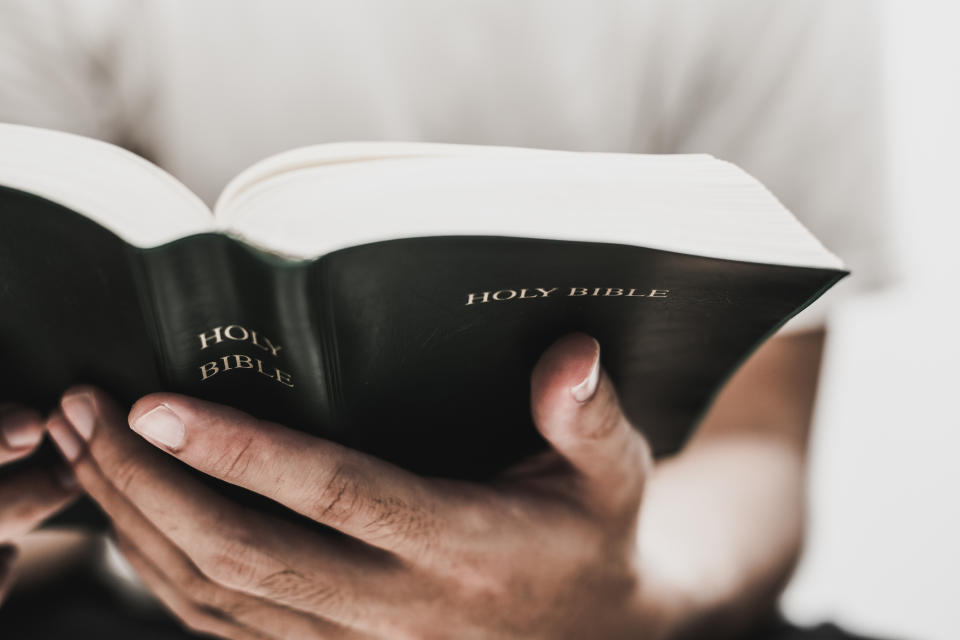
[{"left": 653, "top": 0, "right": 896, "bottom": 331}]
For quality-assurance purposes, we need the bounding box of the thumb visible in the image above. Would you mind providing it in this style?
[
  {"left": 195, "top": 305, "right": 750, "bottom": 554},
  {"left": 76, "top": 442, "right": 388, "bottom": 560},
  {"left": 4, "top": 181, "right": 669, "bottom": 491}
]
[
  {"left": 530, "top": 333, "right": 652, "bottom": 514},
  {"left": 0, "top": 544, "right": 17, "bottom": 604}
]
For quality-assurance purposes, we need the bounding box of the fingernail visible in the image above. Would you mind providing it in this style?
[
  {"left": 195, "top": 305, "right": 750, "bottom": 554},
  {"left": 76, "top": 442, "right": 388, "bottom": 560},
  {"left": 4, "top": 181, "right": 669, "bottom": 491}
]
[
  {"left": 0, "top": 410, "right": 42, "bottom": 449},
  {"left": 570, "top": 340, "right": 601, "bottom": 403},
  {"left": 47, "top": 414, "right": 84, "bottom": 462},
  {"left": 61, "top": 392, "right": 96, "bottom": 441},
  {"left": 130, "top": 404, "right": 184, "bottom": 450}
]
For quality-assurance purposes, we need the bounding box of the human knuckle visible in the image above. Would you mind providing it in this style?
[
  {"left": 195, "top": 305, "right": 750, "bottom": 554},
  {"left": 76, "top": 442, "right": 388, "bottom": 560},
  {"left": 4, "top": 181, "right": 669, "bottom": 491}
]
[
  {"left": 452, "top": 499, "right": 498, "bottom": 541},
  {"left": 255, "top": 567, "right": 313, "bottom": 601},
  {"left": 180, "top": 571, "right": 221, "bottom": 608},
  {"left": 302, "top": 578, "right": 348, "bottom": 614},
  {"left": 448, "top": 555, "right": 509, "bottom": 605},
  {"left": 109, "top": 456, "right": 146, "bottom": 494},
  {"left": 578, "top": 402, "right": 627, "bottom": 441},
  {"left": 363, "top": 494, "right": 432, "bottom": 549},
  {"left": 199, "top": 537, "right": 269, "bottom": 591},
  {"left": 208, "top": 435, "right": 259, "bottom": 482},
  {"left": 197, "top": 589, "right": 249, "bottom": 621},
  {"left": 261, "top": 568, "right": 351, "bottom": 622},
  {"left": 310, "top": 463, "right": 364, "bottom": 526}
]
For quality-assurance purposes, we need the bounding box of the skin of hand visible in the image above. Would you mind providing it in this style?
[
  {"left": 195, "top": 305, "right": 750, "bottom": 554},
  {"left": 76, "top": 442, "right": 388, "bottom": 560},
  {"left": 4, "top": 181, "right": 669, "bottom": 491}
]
[
  {"left": 46, "top": 330, "right": 823, "bottom": 639},
  {"left": 0, "top": 404, "right": 80, "bottom": 604}
]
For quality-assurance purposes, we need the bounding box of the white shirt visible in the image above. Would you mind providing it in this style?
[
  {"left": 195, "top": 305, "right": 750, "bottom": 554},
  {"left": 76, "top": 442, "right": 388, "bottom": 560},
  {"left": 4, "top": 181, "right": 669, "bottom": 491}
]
[{"left": 0, "top": 0, "right": 893, "bottom": 329}]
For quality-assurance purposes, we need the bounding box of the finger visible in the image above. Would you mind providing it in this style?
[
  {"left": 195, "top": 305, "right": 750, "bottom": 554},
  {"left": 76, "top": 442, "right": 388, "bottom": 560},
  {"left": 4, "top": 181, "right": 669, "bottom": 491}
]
[
  {"left": 116, "top": 534, "right": 360, "bottom": 640},
  {"left": 0, "top": 464, "right": 79, "bottom": 540},
  {"left": 0, "top": 544, "right": 16, "bottom": 604},
  {"left": 0, "top": 405, "right": 44, "bottom": 464},
  {"left": 117, "top": 532, "right": 348, "bottom": 640},
  {"left": 125, "top": 391, "right": 445, "bottom": 558},
  {"left": 49, "top": 392, "right": 398, "bottom": 626},
  {"left": 529, "top": 333, "right": 652, "bottom": 514},
  {"left": 49, "top": 406, "right": 340, "bottom": 640},
  {"left": 115, "top": 535, "right": 267, "bottom": 640}
]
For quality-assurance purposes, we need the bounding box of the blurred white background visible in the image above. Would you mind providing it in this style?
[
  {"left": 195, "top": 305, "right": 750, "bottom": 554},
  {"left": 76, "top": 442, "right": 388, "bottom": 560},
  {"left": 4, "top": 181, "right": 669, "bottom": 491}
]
[
  {"left": 2, "top": 2, "right": 954, "bottom": 637},
  {"left": 782, "top": 2, "right": 960, "bottom": 639}
]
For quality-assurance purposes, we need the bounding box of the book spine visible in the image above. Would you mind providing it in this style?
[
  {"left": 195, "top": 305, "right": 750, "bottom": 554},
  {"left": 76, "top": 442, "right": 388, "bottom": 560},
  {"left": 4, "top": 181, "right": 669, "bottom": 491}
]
[
  {"left": 316, "top": 256, "right": 345, "bottom": 434},
  {"left": 132, "top": 234, "right": 334, "bottom": 436},
  {"left": 126, "top": 243, "right": 175, "bottom": 392},
  {"left": 270, "top": 255, "right": 340, "bottom": 434}
]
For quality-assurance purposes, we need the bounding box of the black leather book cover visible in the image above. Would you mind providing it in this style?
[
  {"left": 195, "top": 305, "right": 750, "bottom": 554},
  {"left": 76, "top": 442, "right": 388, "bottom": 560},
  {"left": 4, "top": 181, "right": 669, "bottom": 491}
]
[{"left": 0, "top": 185, "right": 845, "bottom": 483}]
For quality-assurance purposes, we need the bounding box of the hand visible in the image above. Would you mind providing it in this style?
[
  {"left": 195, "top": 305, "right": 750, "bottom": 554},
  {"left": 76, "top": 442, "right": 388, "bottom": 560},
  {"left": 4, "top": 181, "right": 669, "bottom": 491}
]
[
  {"left": 0, "top": 404, "right": 79, "bottom": 604},
  {"left": 48, "top": 334, "right": 720, "bottom": 638}
]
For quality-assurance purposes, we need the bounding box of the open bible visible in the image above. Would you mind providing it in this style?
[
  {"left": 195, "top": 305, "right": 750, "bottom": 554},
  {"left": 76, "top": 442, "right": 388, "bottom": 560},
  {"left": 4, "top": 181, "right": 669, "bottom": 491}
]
[{"left": 0, "top": 123, "right": 845, "bottom": 478}]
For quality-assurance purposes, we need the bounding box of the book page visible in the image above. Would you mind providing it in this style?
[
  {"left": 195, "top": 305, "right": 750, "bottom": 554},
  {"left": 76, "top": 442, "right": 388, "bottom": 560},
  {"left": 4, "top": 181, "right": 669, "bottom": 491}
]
[
  {"left": 0, "top": 123, "right": 212, "bottom": 246},
  {"left": 215, "top": 142, "right": 843, "bottom": 270}
]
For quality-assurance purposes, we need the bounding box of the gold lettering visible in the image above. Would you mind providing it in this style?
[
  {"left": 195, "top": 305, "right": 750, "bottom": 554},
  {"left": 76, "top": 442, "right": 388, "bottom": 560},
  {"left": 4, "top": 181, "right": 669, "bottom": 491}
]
[
  {"left": 199, "top": 361, "right": 219, "bottom": 380},
  {"left": 276, "top": 369, "right": 294, "bottom": 388},
  {"left": 198, "top": 327, "right": 223, "bottom": 350},
  {"left": 249, "top": 330, "right": 267, "bottom": 352},
  {"left": 223, "top": 324, "right": 249, "bottom": 341},
  {"left": 464, "top": 286, "right": 668, "bottom": 303},
  {"left": 233, "top": 354, "right": 254, "bottom": 369},
  {"left": 466, "top": 291, "right": 491, "bottom": 305},
  {"left": 261, "top": 335, "right": 282, "bottom": 357},
  {"left": 197, "top": 353, "right": 294, "bottom": 388},
  {"left": 255, "top": 357, "right": 276, "bottom": 379}
]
